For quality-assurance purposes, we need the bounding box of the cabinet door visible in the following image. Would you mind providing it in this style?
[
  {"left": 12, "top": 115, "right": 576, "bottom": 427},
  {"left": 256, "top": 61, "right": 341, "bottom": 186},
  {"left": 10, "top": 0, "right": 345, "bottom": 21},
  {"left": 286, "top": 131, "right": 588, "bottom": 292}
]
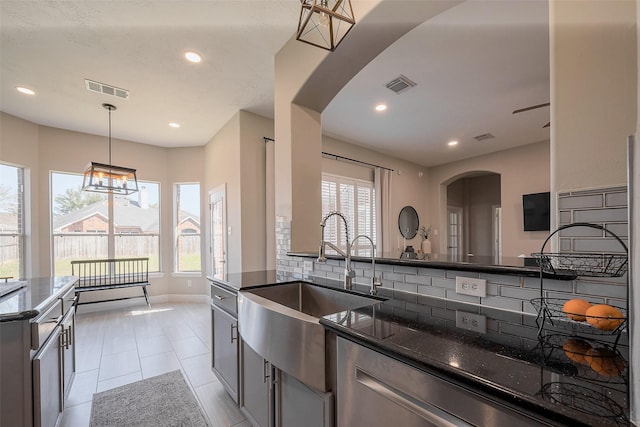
[
  {"left": 33, "top": 326, "right": 63, "bottom": 427},
  {"left": 61, "top": 307, "right": 75, "bottom": 401},
  {"left": 240, "top": 341, "right": 271, "bottom": 427},
  {"left": 277, "top": 370, "right": 333, "bottom": 427},
  {"left": 212, "top": 305, "right": 239, "bottom": 402}
]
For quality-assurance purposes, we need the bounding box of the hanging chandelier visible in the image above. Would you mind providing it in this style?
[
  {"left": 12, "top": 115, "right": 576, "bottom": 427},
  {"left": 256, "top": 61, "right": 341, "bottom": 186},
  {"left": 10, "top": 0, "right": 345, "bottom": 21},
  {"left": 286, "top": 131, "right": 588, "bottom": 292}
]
[
  {"left": 82, "top": 103, "right": 139, "bottom": 195},
  {"left": 296, "top": 0, "right": 355, "bottom": 51}
]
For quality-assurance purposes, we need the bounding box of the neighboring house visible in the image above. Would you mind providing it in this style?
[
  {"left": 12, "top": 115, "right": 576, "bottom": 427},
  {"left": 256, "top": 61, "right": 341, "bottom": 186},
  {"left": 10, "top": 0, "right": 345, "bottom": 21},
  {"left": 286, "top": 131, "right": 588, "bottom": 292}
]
[
  {"left": 52, "top": 198, "right": 200, "bottom": 235},
  {"left": 178, "top": 214, "right": 200, "bottom": 234},
  {"left": 52, "top": 198, "right": 162, "bottom": 234}
]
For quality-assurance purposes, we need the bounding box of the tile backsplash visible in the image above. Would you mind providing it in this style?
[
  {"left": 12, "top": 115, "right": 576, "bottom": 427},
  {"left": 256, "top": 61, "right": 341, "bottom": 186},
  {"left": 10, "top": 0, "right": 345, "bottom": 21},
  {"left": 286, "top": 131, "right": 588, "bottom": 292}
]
[{"left": 276, "top": 186, "right": 629, "bottom": 315}]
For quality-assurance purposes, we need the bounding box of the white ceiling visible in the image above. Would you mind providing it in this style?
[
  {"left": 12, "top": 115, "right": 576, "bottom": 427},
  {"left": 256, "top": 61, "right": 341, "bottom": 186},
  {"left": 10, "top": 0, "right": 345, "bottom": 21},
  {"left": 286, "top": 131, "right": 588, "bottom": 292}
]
[{"left": 0, "top": 0, "right": 549, "bottom": 168}]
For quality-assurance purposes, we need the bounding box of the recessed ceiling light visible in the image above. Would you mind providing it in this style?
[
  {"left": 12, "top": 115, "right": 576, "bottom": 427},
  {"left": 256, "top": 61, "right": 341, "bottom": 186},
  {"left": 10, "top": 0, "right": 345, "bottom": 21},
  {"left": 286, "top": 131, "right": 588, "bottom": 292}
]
[
  {"left": 375, "top": 104, "right": 387, "bottom": 112},
  {"left": 184, "top": 51, "right": 202, "bottom": 63},
  {"left": 16, "top": 86, "right": 35, "bottom": 95},
  {"left": 169, "top": 122, "right": 181, "bottom": 128},
  {"left": 448, "top": 140, "right": 459, "bottom": 146}
]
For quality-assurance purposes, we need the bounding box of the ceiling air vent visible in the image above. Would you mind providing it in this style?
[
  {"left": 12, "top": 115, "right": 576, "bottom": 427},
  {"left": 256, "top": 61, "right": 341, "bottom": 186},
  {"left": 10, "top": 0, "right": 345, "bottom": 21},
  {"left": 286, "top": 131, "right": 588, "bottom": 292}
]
[
  {"left": 385, "top": 75, "right": 417, "bottom": 94},
  {"left": 474, "top": 133, "right": 495, "bottom": 142},
  {"left": 85, "top": 79, "right": 130, "bottom": 100}
]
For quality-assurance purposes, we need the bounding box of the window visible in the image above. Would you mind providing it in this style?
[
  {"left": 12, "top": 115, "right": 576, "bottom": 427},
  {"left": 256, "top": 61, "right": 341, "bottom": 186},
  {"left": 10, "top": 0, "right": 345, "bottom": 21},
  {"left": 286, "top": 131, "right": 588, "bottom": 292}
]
[
  {"left": 321, "top": 173, "right": 376, "bottom": 256},
  {"left": 174, "top": 183, "right": 201, "bottom": 273},
  {"left": 0, "top": 163, "right": 25, "bottom": 279},
  {"left": 114, "top": 183, "right": 161, "bottom": 271},
  {"left": 51, "top": 172, "right": 160, "bottom": 275}
]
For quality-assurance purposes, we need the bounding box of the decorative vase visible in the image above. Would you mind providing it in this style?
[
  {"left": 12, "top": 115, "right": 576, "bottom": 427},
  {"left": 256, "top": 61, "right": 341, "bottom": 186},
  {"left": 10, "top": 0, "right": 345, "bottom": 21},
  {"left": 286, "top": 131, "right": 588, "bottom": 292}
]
[{"left": 421, "top": 239, "right": 432, "bottom": 255}]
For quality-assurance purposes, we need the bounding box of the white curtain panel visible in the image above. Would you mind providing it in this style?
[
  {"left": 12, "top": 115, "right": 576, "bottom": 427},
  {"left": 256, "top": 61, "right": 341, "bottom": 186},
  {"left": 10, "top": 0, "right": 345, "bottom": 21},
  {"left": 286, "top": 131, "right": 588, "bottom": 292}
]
[{"left": 375, "top": 167, "right": 392, "bottom": 256}]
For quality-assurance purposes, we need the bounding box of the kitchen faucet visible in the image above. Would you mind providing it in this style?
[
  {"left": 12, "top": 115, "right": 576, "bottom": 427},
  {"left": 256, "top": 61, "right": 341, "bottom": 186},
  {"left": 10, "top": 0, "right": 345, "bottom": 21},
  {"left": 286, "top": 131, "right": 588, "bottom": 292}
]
[
  {"left": 351, "top": 234, "right": 382, "bottom": 296},
  {"left": 318, "top": 211, "right": 355, "bottom": 290}
]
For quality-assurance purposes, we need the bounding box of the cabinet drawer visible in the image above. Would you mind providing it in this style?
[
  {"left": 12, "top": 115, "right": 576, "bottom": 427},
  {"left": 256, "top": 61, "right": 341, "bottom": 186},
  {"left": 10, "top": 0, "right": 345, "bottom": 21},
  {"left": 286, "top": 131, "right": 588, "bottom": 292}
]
[
  {"left": 31, "top": 299, "right": 62, "bottom": 351},
  {"left": 60, "top": 287, "right": 76, "bottom": 314},
  {"left": 336, "top": 337, "right": 554, "bottom": 427},
  {"left": 211, "top": 283, "right": 237, "bottom": 316}
]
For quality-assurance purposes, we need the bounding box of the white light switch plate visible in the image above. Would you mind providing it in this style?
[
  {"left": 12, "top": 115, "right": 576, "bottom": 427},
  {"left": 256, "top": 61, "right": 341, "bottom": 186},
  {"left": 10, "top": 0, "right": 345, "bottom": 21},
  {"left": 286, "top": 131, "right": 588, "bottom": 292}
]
[{"left": 455, "top": 276, "right": 486, "bottom": 298}]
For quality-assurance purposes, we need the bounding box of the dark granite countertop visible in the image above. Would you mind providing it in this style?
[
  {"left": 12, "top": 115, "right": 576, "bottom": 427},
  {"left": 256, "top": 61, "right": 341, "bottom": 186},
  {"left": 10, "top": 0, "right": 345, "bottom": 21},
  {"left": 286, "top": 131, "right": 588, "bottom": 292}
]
[
  {"left": 322, "top": 286, "right": 630, "bottom": 426},
  {"left": 0, "top": 276, "right": 77, "bottom": 322},
  {"left": 288, "top": 251, "right": 577, "bottom": 280},
  {"left": 207, "top": 270, "right": 301, "bottom": 291},
  {"left": 210, "top": 270, "right": 629, "bottom": 426}
]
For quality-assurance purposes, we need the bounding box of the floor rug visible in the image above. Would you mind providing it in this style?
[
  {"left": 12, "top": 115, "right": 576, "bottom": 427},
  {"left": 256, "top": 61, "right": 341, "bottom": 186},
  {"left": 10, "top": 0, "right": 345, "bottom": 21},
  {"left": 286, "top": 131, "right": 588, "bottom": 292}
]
[{"left": 89, "top": 370, "right": 209, "bottom": 427}]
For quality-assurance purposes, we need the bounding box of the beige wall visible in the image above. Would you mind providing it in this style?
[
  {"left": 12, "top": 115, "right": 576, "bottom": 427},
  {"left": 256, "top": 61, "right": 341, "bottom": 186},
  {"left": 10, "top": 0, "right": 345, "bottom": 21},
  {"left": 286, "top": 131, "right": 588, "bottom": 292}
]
[
  {"left": 551, "top": 0, "right": 636, "bottom": 195},
  {"left": 0, "top": 112, "right": 208, "bottom": 297},
  {"left": 204, "top": 110, "right": 271, "bottom": 274},
  {"left": 204, "top": 112, "right": 241, "bottom": 274},
  {"left": 238, "top": 111, "right": 272, "bottom": 272},
  {"left": 428, "top": 141, "right": 550, "bottom": 257}
]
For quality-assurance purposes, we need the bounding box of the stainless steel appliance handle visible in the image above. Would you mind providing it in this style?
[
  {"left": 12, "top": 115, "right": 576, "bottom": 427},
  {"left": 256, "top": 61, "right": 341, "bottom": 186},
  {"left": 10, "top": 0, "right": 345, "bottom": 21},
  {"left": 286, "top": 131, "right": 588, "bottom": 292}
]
[
  {"left": 263, "top": 359, "right": 270, "bottom": 384},
  {"left": 230, "top": 324, "right": 237, "bottom": 343},
  {"left": 356, "top": 368, "right": 473, "bottom": 427}
]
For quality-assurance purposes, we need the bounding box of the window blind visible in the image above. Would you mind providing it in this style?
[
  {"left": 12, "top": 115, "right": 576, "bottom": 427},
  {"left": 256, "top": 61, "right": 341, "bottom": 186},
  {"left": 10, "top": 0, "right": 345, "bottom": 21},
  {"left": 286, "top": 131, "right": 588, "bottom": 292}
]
[{"left": 321, "top": 173, "right": 376, "bottom": 256}]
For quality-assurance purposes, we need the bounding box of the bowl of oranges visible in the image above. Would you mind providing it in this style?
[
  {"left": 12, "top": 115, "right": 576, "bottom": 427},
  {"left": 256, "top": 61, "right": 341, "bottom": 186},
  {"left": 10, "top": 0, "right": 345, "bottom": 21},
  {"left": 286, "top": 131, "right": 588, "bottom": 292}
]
[
  {"left": 531, "top": 297, "right": 627, "bottom": 334},
  {"left": 562, "top": 298, "right": 625, "bottom": 332}
]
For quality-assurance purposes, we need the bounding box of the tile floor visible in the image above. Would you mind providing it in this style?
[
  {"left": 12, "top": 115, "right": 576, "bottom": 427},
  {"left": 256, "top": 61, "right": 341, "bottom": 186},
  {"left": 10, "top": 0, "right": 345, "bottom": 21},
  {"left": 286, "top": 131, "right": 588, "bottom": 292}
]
[{"left": 61, "top": 302, "right": 250, "bottom": 427}]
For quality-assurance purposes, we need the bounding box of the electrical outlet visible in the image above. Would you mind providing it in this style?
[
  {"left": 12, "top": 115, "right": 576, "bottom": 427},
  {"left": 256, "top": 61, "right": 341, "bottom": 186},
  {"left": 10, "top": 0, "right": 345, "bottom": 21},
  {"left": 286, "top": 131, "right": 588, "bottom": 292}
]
[
  {"left": 303, "top": 261, "right": 314, "bottom": 273},
  {"left": 455, "top": 311, "right": 487, "bottom": 334},
  {"left": 455, "top": 276, "right": 486, "bottom": 298}
]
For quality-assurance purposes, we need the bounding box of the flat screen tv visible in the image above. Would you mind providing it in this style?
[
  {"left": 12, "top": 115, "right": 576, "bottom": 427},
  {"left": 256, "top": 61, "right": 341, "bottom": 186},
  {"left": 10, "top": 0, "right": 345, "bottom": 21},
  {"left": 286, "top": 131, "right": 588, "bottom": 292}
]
[{"left": 522, "top": 192, "right": 550, "bottom": 231}]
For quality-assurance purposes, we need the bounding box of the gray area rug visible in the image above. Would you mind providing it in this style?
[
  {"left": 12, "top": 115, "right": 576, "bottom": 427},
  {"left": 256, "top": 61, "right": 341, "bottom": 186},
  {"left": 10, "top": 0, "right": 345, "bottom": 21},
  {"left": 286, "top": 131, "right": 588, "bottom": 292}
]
[{"left": 89, "top": 370, "right": 209, "bottom": 427}]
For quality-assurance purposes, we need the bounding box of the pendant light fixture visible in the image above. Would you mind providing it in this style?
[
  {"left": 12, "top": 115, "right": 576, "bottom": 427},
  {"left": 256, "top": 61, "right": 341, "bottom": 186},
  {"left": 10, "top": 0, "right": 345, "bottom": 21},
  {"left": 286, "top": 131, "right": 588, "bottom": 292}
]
[
  {"left": 296, "top": 0, "right": 355, "bottom": 51},
  {"left": 82, "top": 103, "right": 138, "bottom": 195}
]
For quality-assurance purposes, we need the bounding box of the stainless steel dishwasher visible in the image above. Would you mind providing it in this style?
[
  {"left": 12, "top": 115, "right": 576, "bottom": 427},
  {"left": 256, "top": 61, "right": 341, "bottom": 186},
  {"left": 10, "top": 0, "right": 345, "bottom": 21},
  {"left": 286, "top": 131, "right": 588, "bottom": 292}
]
[{"left": 336, "top": 337, "right": 557, "bottom": 427}]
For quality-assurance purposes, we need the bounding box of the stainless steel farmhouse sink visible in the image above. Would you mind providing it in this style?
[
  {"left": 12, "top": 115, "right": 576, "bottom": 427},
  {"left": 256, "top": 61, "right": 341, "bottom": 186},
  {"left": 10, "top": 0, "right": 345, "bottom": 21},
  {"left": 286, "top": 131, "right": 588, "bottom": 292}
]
[{"left": 238, "top": 281, "right": 382, "bottom": 391}]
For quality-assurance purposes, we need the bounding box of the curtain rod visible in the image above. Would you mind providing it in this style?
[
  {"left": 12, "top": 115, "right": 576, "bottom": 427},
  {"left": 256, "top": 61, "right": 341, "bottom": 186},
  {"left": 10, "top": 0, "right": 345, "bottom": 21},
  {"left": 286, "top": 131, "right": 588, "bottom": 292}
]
[
  {"left": 322, "top": 151, "right": 394, "bottom": 172},
  {"left": 263, "top": 137, "right": 275, "bottom": 142}
]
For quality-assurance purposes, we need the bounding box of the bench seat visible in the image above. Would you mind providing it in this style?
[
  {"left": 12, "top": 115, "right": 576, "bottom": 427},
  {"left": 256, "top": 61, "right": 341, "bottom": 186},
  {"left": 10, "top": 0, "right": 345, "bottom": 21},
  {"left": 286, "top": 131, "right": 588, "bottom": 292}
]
[{"left": 71, "top": 258, "right": 151, "bottom": 307}]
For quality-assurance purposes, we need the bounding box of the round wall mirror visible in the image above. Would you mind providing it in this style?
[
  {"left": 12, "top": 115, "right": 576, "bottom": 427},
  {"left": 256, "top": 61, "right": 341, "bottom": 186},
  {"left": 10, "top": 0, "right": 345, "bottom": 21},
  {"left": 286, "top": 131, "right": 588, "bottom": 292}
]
[{"left": 398, "top": 206, "right": 419, "bottom": 239}]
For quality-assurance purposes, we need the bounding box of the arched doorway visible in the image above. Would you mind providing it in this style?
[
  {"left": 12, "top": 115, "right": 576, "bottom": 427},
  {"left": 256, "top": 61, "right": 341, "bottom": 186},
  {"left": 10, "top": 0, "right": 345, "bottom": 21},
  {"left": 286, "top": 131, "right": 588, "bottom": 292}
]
[{"left": 446, "top": 172, "right": 501, "bottom": 259}]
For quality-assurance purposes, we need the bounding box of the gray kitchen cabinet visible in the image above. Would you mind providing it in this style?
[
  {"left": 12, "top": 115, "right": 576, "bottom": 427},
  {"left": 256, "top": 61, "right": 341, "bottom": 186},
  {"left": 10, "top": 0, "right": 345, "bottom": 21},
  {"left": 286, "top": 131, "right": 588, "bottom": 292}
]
[
  {"left": 212, "top": 302, "right": 239, "bottom": 402},
  {"left": 336, "top": 337, "right": 554, "bottom": 427},
  {"left": 210, "top": 281, "right": 240, "bottom": 404},
  {"left": 0, "top": 278, "right": 76, "bottom": 427},
  {"left": 60, "top": 305, "right": 76, "bottom": 401},
  {"left": 240, "top": 341, "right": 273, "bottom": 427},
  {"left": 32, "top": 325, "right": 63, "bottom": 427},
  {"left": 276, "top": 370, "right": 333, "bottom": 427},
  {"left": 239, "top": 341, "right": 333, "bottom": 427}
]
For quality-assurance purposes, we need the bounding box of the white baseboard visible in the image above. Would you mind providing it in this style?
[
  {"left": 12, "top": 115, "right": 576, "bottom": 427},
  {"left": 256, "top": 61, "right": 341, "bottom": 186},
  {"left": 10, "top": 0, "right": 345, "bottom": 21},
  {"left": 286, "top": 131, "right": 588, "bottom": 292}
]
[{"left": 75, "top": 293, "right": 209, "bottom": 314}]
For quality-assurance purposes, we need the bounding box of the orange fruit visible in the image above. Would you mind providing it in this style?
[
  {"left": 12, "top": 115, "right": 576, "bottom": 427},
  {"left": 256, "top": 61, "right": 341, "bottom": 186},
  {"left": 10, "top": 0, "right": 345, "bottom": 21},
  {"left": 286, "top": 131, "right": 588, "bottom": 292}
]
[
  {"left": 562, "top": 338, "right": 592, "bottom": 365},
  {"left": 584, "top": 347, "right": 625, "bottom": 377},
  {"left": 585, "top": 304, "right": 624, "bottom": 331},
  {"left": 562, "top": 298, "right": 592, "bottom": 321}
]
